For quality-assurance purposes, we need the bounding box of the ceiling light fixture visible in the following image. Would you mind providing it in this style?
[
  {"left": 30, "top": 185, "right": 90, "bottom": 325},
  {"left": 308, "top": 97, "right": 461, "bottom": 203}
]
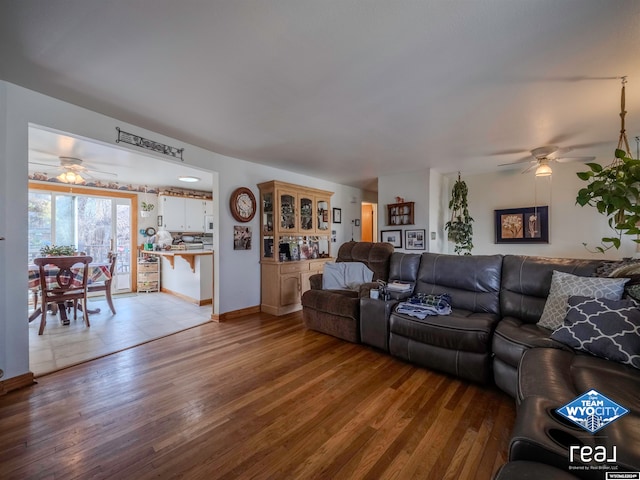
[
  {"left": 535, "top": 162, "right": 553, "bottom": 177},
  {"left": 56, "top": 171, "right": 85, "bottom": 184},
  {"left": 178, "top": 175, "right": 200, "bottom": 183}
]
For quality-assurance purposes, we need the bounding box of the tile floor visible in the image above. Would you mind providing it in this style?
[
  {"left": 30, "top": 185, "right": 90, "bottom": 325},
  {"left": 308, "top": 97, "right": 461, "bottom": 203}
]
[{"left": 29, "top": 292, "right": 213, "bottom": 376}]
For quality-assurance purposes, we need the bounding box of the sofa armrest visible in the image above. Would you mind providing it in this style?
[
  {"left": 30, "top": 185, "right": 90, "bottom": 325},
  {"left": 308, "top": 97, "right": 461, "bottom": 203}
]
[
  {"left": 358, "top": 282, "right": 380, "bottom": 298},
  {"left": 309, "top": 273, "right": 323, "bottom": 290}
]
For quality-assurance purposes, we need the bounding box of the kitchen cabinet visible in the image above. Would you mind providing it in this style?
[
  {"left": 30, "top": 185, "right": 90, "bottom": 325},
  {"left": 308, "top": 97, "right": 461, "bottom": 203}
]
[
  {"left": 159, "top": 195, "right": 210, "bottom": 232},
  {"left": 257, "top": 180, "right": 333, "bottom": 315}
]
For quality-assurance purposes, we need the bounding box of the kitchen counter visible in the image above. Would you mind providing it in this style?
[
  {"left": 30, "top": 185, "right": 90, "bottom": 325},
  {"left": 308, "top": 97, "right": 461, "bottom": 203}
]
[{"left": 140, "top": 249, "right": 212, "bottom": 272}]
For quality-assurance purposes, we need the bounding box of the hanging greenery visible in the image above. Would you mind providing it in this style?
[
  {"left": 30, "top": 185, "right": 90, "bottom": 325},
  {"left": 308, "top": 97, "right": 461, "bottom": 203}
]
[
  {"left": 576, "top": 149, "right": 640, "bottom": 253},
  {"left": 445, "top": 173, "right": 474, "bottom": 255},
  {"left": 576, "top": 77, "right": 640, "bottom": 253}
]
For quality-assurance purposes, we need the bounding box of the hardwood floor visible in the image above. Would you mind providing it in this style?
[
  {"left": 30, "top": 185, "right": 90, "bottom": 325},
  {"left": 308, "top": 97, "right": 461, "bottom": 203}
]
[{"left": 0, "top": 311, "right": 515, "bottom": 479}]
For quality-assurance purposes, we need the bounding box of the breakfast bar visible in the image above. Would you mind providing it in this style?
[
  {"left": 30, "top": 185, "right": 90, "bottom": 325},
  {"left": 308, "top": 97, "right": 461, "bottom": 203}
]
[{"left": 140, "top": 250, "right": 213, "bottom": 305}]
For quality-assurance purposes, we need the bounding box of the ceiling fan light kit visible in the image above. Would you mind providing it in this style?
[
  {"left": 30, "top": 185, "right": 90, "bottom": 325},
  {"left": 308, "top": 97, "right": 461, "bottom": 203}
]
[
  {"left": 535, "top": 162, "right": 553, "bottom": 177},
  {"left": 56, "top": 170, "right": 85, "bottom": 184}
]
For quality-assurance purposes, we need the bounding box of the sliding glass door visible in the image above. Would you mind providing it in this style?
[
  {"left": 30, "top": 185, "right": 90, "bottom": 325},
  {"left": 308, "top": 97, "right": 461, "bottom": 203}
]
[{"left": 28, "top": 190, "right": 132, "bottom": 292}]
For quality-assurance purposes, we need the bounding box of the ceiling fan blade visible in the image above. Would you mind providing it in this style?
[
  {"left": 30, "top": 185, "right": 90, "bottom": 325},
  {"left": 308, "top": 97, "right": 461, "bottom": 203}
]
[
  {"left": 555, "top": 156, "right": 596, "bottom": 163},
  {"left": 490, "top": 148, "right": 529, "bottom": 156},
  {"left": 498, "top": 155, "right": 535, "bottom": 167},
  {"left": 87, "top": 168, "right": 118, "bottom": 177},
  {"left": 521, "top": 163, "right": 537, "bottom": 174},
  {"left": 28, "top": 161, "right": 58, "bottom": 168}
]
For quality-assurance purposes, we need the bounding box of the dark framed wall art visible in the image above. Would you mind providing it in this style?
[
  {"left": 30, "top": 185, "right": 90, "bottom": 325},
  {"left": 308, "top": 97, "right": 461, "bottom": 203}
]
[
  {"left": 405, "top": 229, "right": 426, "bottom": 250},
  {"left": 495, "top": 206, "right": 549, "bottom": 244},
  {"left": 333, "top": 207, "right": 342, "bottom": 224},
  {"left": 381, "top": 229, "right": 403, "bottom": 248}
]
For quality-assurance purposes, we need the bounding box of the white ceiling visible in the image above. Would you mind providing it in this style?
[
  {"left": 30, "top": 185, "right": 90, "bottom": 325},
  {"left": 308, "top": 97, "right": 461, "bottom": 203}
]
[
  {"left": 28, "top": 126, "right": 214, "bottom": 191},
  {"left": 2, "top": 1, "right": 640, "bottom": 191}
]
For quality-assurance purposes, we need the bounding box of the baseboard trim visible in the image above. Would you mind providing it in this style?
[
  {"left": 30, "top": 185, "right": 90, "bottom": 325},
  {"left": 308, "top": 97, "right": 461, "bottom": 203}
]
[
  {"left": 212, "top": 305, "right": 261, "bottom": 322},
  {"left": 0, "top": 372, "right": 35, "bottom": 396},
  {"left": 160, "top": 287, "right": 212, "bottom": 306}
]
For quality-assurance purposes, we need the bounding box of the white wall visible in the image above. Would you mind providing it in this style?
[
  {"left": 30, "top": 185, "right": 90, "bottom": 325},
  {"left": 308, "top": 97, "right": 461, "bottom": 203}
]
[
  {"left": 378, "top": 164, "right": 637, "bottom": 260},
  {"left": 0, "top": 81, "right": 364, "bottom": 382},
  {"left": 377, "top": 170, "right": 430, "bottom": 252},
  {"left": 459, "top": 163, "right": 637, "bottom": 259}
]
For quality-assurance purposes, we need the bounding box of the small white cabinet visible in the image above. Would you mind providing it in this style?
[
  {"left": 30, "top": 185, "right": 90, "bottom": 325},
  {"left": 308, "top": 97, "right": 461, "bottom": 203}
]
[{"left": 159, "top": 195, "right": 209, "bottom": 232}]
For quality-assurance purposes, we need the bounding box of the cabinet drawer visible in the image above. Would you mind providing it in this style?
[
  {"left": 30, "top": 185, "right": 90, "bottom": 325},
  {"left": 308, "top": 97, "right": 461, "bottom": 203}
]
[
  {"left": 138, "top": 273, "right": 159, "bottom": 281},
  {"left": 138, "top": 262, "right": 159, "bottom": 272},
  {"left": 138, "top": 281, "right": 158, "bottom": 292},
  {"left": 280, "top": 263, "right": 306, "bottom": 274}
]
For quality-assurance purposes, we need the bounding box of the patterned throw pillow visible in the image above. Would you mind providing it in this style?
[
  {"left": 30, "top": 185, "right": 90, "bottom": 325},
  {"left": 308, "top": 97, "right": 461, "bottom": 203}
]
[
  {"left": 537, "top": 270, "right": 629, "bottom": 330},
  {"left": 551, "top": 296, "right": 640, "bottom": 369}
]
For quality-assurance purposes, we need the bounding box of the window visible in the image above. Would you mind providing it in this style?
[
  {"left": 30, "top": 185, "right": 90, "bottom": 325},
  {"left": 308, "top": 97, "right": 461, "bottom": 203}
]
[{"left": 28, "top": 188, "right": 133, "bottom": 290}]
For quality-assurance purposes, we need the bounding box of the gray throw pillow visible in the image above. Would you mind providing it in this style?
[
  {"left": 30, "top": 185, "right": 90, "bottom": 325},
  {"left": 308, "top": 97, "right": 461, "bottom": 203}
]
[
  {"left": 537, "top": 270, "right": 629, "bottom": 330},
  {"left": 551, "top": 295, "right": 640, "bottom": 369}
]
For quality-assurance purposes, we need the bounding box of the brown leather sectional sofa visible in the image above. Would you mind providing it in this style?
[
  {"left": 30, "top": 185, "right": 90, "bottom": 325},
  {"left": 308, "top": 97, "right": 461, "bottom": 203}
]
[{"left": 301, "top": 242, "right": 640, "bottom": 478}]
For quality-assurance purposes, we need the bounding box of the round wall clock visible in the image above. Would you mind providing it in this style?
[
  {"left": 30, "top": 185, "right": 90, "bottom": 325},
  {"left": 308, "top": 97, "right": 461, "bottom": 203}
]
[{"left": 229, "top": 187, "right": 257, "bottom": 222}]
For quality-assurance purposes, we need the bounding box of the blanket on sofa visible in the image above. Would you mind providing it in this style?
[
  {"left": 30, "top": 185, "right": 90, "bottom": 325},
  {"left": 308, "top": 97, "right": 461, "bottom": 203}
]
[{"left": 396, "top": 293, "right": 452, "bottom": 319}]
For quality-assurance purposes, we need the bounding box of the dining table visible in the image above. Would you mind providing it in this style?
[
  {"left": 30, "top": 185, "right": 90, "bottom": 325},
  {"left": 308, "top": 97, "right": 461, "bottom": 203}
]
[{"left": 28, "top": 261, "right": 112, "bottom": 324}]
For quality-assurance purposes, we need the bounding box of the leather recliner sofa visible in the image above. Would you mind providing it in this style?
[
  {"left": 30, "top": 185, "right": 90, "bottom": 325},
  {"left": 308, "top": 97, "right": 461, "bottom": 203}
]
[
  {"left": 301, "top": 241, "right": 394, "bottom": 343},
  {"left": 301, "top": 247, "right": 640, "bottom": 477}
]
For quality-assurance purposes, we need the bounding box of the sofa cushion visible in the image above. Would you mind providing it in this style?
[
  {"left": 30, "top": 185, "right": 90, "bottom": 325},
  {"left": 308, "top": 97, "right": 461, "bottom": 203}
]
[
  {"left": 537, "top": 270, "right": 628, "bottom": 330},
  {"left": 335, "top": 241, "right": 394, "bottom": 281},
  {"left": 492, "top": 317, "right": 568, "bottom": 369},
  {"left": 414, "top": 253, "right": 503, "bottom": 315},
  {"left": 517, "top": 347, "right": 640, "bottom": 412},
  {"left": 387, "top": 252, "right": 421, "bottom": 285},
  {"left": 321, "top": 262, "right": 373, "bottom": 290},
  {"left": 500, "top": 255, "right": 603, "bottom": 324},
  {"left": 550, "top": 295, "right": 640, "bottom": 369},
  {"left": 390, "top": 308, "right": 499, "bottom": 354},
  {"left": 301, "top": 288, "right": 359, "bottom": 318}
]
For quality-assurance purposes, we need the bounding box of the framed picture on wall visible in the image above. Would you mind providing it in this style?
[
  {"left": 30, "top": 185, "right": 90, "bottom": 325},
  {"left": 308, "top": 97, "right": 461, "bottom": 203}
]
[
  {"left": 381, "top": 229, "right": 402, "bottom": 248},
  {"left": 333, "top": 207, "right": 342, "bottom": 224},
  {"left": 495, "top": 206, "right": 549, "bottom": 244},
  {"left": 405, "top": 229, "right": 426, "bottom": 250},
  {"left": 234, "top": 225, "right": 252, "bottom": 250}
]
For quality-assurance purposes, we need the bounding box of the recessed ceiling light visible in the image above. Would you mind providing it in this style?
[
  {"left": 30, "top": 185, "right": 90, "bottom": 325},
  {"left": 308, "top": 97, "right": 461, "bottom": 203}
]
[{"left": 178, "top": 175, "right": 200, "bottom": 183}]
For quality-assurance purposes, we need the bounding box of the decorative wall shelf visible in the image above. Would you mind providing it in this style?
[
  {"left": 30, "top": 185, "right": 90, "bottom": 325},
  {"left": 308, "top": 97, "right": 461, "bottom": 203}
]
[{"left": 387, "top": 201, "right": 414, "bottom": 226}]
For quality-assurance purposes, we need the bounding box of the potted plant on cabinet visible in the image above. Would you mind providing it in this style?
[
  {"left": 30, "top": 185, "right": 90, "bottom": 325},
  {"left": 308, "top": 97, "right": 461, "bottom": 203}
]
[{"left": 445, "top": 173, "right": 474, "bottom": 255}]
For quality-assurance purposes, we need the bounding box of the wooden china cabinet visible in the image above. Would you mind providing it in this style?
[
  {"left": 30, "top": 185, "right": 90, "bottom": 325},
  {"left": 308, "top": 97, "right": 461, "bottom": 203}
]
[{"left": 257, "top": 180, "right": 334, "bottom": 315}]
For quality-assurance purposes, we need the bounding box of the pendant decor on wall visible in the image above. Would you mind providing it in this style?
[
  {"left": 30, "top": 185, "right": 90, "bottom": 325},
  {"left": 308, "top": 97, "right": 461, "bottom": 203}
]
[{"left": 116, "top": 127, "right": 184, "bottom": 160}]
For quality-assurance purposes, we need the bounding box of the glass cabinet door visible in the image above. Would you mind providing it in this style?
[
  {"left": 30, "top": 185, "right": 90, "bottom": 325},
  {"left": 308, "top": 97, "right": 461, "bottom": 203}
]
[
  {"left": 261, "top": 191, "right": 274, "bottom": 258},
  {"left": 300, "top": 196, "right": 313, "bottom": 232},
  {"left": 262, "top": 191, "right": 274, "bottom": 234},
  {"left": 280, "top": 193, "right": 296, "bottom": 230},
  {"left": 316, "top": 199, "right": 330, "bottom": 232}
]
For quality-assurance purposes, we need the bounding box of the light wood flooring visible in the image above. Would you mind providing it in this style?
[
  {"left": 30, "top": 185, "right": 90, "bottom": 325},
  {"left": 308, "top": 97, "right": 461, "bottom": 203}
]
[
  {"left": 29, "top": 292, "right": 213, "bottom": 376},
  {"left": 3, "top": 311, "right": 516, "bottom": 479}
]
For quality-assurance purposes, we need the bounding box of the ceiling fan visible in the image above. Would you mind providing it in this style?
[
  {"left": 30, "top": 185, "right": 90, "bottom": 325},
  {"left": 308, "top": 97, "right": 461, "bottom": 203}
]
[
  {"left": 498, "top": 145, "right": 596, "bottom": 176},
  {"left": 29, "top": 155, "right": 118, "bottom": 184}
]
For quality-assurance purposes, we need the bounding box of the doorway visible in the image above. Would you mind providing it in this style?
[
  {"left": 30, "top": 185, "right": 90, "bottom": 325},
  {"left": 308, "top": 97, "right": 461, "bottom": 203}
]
[{"left": 361, "top": 202, "right": 377, "bottom": 242}]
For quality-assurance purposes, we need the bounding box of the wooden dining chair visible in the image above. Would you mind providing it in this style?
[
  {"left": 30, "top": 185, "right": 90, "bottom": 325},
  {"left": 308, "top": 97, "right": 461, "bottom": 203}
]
[
  {"left": 33, "top": 255, "right": 93, "bottom": 335},
  {"left": 87, "top": 252, "right": 117, "bottom": 314}
]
